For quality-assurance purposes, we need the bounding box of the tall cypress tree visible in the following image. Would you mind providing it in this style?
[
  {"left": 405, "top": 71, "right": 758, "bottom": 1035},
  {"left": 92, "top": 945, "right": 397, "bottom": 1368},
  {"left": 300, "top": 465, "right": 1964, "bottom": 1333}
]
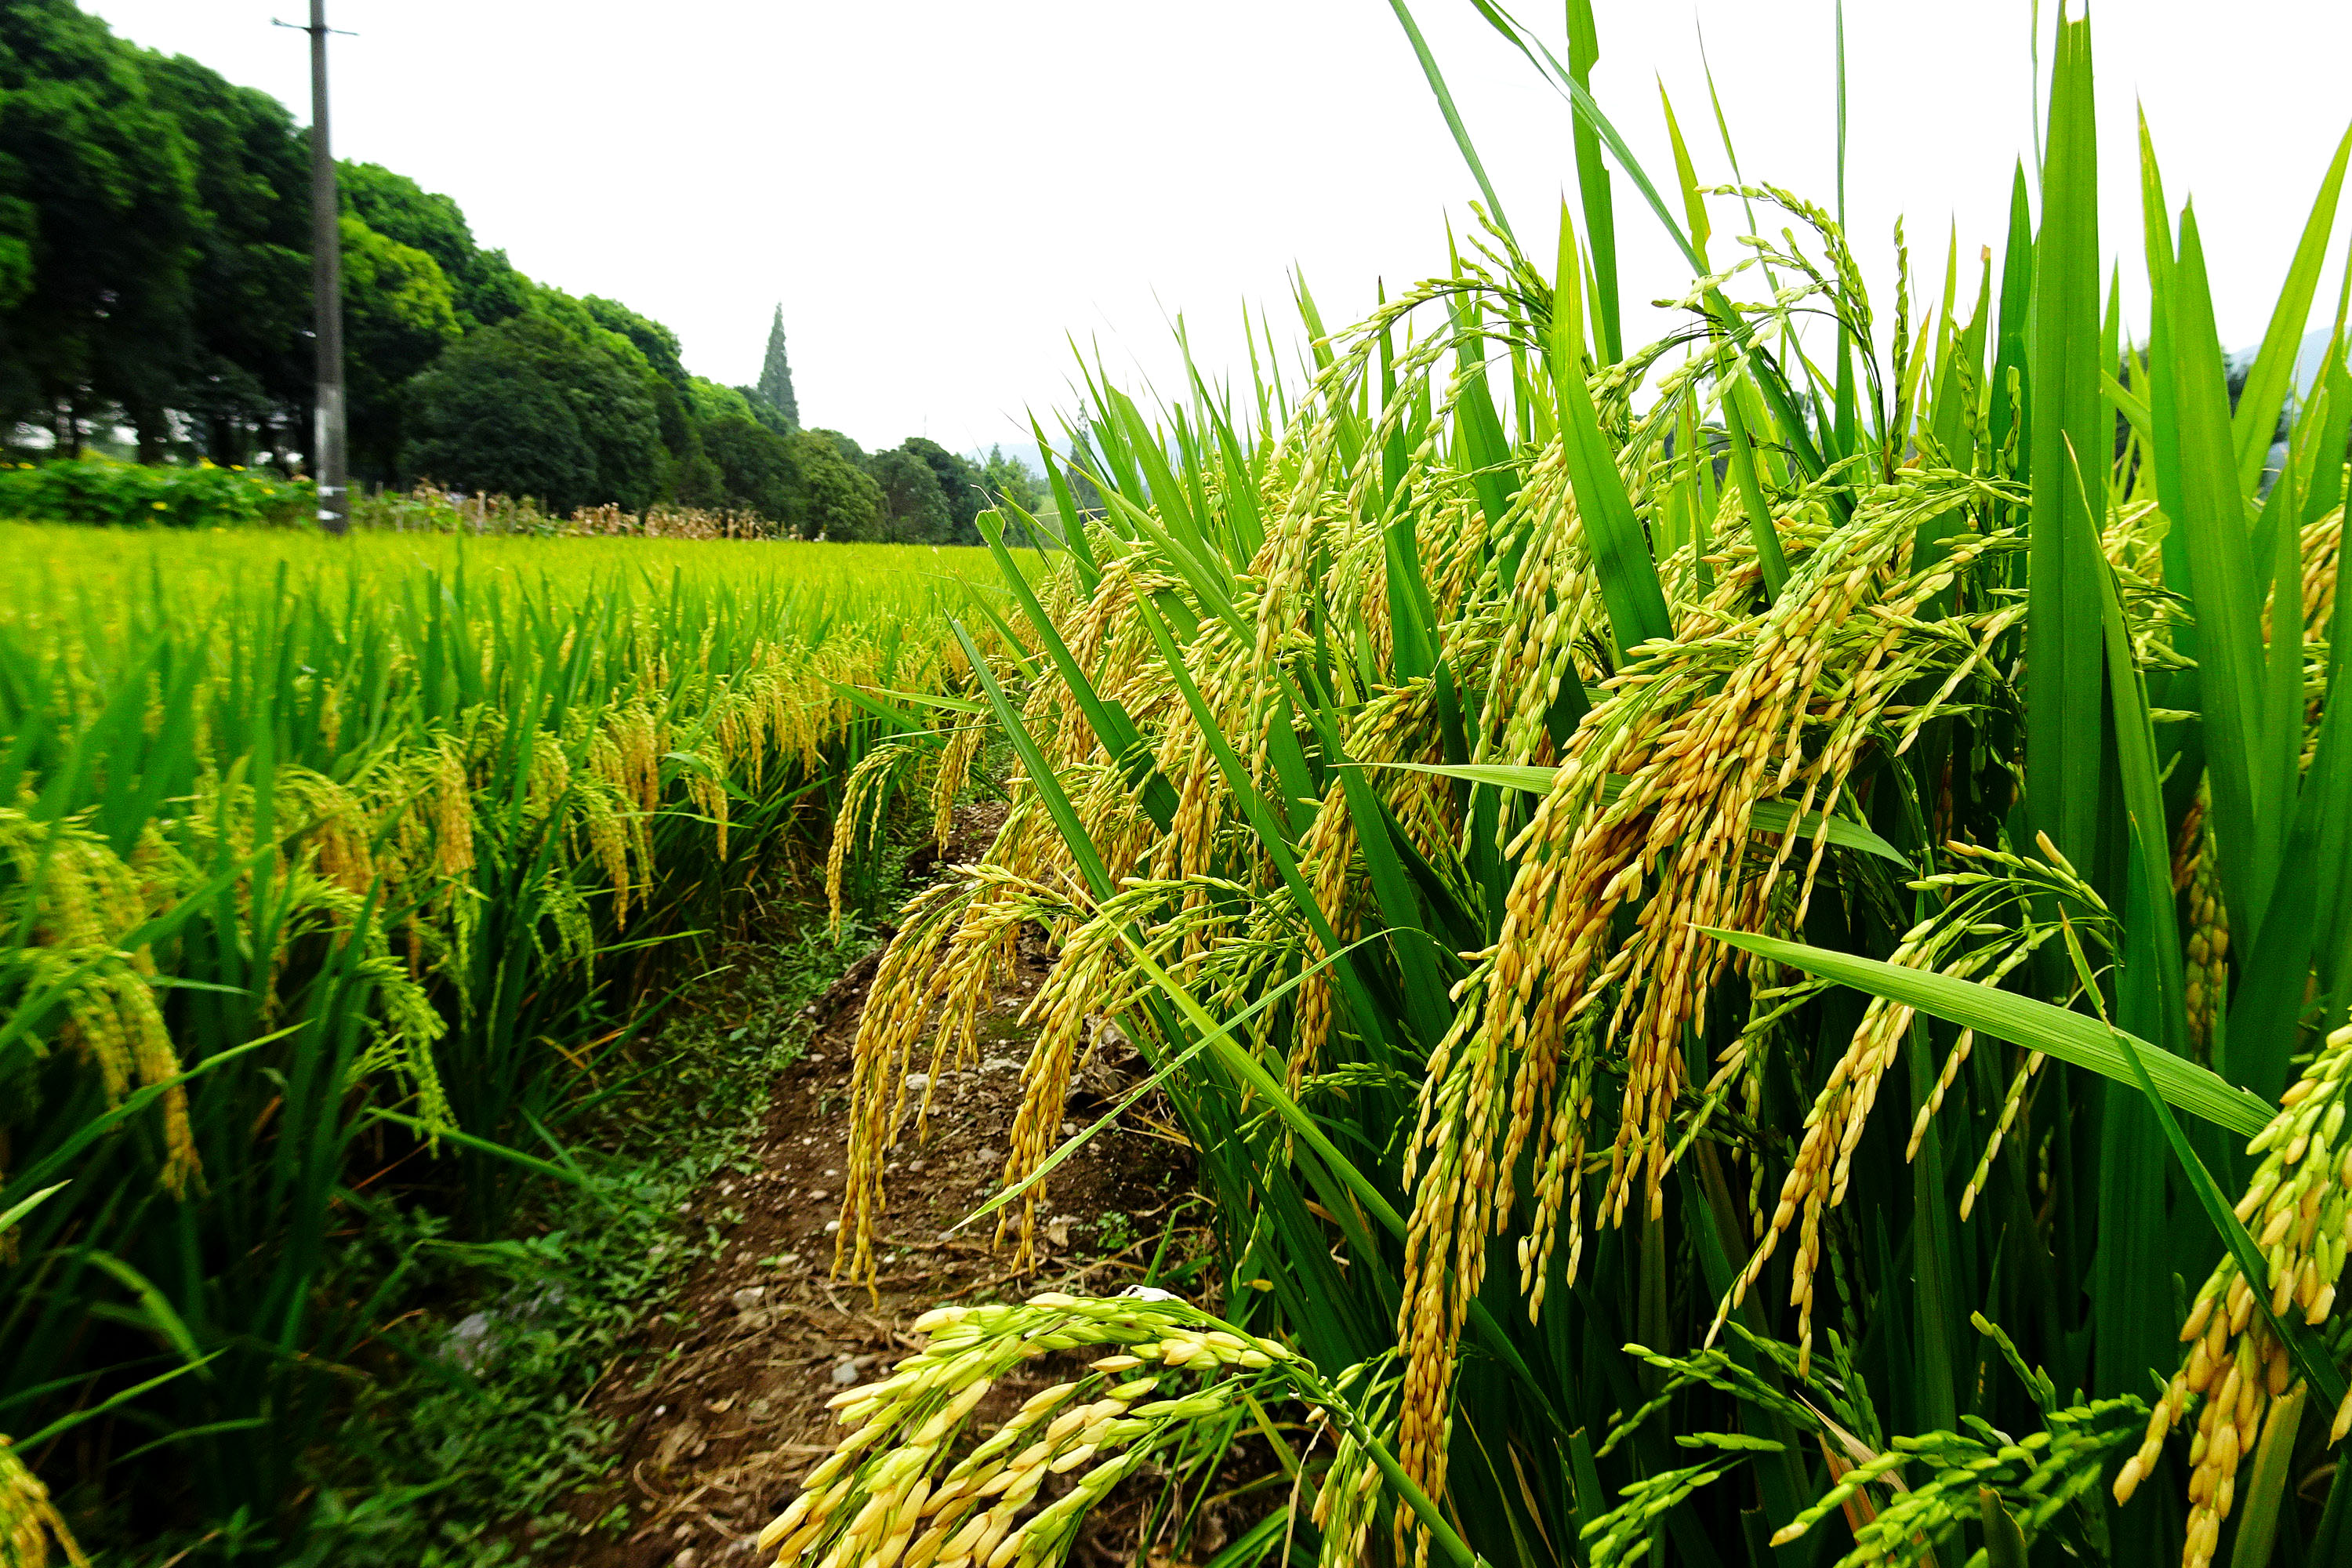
[{"left": 757, "top": 305, "right": 800, "bottom": 430}]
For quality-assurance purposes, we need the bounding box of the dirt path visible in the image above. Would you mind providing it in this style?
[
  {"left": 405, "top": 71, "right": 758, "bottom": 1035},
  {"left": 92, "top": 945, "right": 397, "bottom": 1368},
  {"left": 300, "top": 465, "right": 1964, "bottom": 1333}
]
[{"left": 554, "top": 812, "right": 1192, "bottom": 1568}]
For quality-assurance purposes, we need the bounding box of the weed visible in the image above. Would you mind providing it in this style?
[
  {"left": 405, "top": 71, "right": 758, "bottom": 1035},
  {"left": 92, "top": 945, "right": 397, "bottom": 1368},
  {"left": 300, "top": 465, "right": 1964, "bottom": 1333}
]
[{"left": 274, "top": 913, "right": 885, "bottom": 1566}]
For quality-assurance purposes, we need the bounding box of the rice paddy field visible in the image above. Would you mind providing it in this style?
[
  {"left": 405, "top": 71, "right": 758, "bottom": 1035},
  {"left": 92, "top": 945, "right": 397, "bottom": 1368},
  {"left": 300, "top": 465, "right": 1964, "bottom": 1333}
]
[
  {"left": 0, "top": 525, "right": 1000, "bottom": 1554},
  {"left": 16, "top": 2, "right": 2352, "bottom": 1567},
  {"left": 764, "top": 10, "right": 2352, "bottom": 1568}
]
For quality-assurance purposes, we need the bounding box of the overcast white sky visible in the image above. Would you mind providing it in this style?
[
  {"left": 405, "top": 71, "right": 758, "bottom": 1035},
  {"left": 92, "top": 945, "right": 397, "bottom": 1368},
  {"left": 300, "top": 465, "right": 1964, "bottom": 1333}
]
[{"left": 84, "top": 1, "right": 2352, "bottom": 458}]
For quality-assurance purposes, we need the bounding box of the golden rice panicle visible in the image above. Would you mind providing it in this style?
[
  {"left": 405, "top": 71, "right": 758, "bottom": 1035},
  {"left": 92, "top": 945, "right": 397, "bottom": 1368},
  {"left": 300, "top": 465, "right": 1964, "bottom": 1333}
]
[
  {"left": 279, "top": 769, "right": 376, "bottom": 897},
  {"left": 833, "top": 869, "right": 1060, "bottom": 1286},
  {"left": 522, "top": 727, "right": 575, "bottom": 825},
  {"left": 757, "top": 1294, "right": 1297, "bottom": 1568},
  {"left": 573, "top": 777, "right": 645, "bottom": 931},
  {"left": 1957, "top": 1047, "right": 2045, "bottom": 1224},
  {"left": 1299, "top": 1354, "right": 1406, "bottom": 1567},
  {"left": 1075, "top": 759, "right": 1162, "bottom": 891},
  {"left": 931, "top": 722, "right": 982, "bottom": 855},
  {"left": 1716, "top": 842, "right": 2089, "bottom": 1362},
  {"left": 2298, "top": 510, "right": 2341, "bottom": 644},
  {"left": 825, "top": 739, "right": 916, "bottom": 933},
  {"left": 593, "top": 700, "right": 664, "bottom": 812},
  {"left": 710, "top": 681, "right": 768, "bottom": 793},
  {"left": 1388, "top": 476, "right": 2002, "bottom": 1510},
  {"left": 1713, "top": 898, "right": 2005, "bottom": 1371},
  {"left": 680, "top": 746, "right": 731, "bottom": 863},
  {"left": 1477, "top": 446, "right": 1606, "bottom": 766},
  {"left": 1519, "top": 1009, "right": 1597, "bottom": 1319},
  {"left": 1, "top": 1435, "right": 87, "bottom": 1568},
  {"left": 0, "top": 811, "right": 198, "bottom": 1199},
  {"left": 1392, "top": 1004, "right": 1508, "bottom": 1551},
  {"left": 2110, "top": 1019, "right": 2352, "bottom": 1568},
  {"left": 1286, "top": 783, "right": 1363, "bottom": 1094},
  {"left": 1308, "top": 1437, "right": 1385, "bottom": 1566},
  {"left": 993, "top": 902, "right": 1141, "bottom": 1264},
  {"left": 1049, "top": 558, "right": 1166, "bottom": 768},
  {"left": 1486, "top": 510, "right": 1872, "bottom": 1222},
  {"left": 428, "top": 741, "right": 477, "bottom": 876},
  {"left": 832, "top": 877, "right": 984, "bottom": 1286},
  {"left": 2178, "top": 797, "right": 2228, "bottom": 1062}
]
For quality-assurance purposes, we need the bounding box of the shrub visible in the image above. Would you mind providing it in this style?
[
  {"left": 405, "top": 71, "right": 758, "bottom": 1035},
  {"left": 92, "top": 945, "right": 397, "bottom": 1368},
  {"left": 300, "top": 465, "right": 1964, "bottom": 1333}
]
[
  {"left": 0, "top": 455, "right": 315, "bottom": 527},
  {"left": 347, "top": 481, "right": 786, "bottom": 539}
]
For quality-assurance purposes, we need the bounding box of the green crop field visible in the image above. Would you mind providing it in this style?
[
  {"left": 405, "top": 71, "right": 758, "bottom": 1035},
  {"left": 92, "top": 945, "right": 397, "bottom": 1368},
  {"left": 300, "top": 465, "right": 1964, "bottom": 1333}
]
[
  {"left": 11, "top": 2, "right": 2352, "bottom": 1567},
  {"left": 0, "top": 524, "right": 1000, "bottom": 1550},
  {"left": 0, "top": 527, "right": 999, "bottom": 625}
]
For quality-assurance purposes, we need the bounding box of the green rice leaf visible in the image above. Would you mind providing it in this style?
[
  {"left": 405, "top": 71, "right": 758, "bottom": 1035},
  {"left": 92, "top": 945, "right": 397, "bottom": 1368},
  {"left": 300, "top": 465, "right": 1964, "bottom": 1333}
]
[
  {"left": 2233, "top": 122, "right": 2352, "bottom": 498},
  {"left": 1382, "top": 0, "right": 1515, "bottom": 246},
  {"left": 1550, "top": 205, "right": 1671, "bottom": 658},
  {"left": 2024, "top": 10, "right": 2110, "bottom": 869},
  {"left": 1980, "top": 1489, "right": 2030, "bottom": 1568},
  {"left": 1697, "top": 927, "right": 2272, "bottom": 1138},
  {"left": 949, "top": 617, "right": 1113, "bottom": 900},
  {"left": 2050, "top": 916, "right": 2347, "bottom": 1411},
  {"left": 2230, "top": 1385, "right": 2307, "bottom": 1568},
  {"left": 1563, "top": 0, "right": 1621, "bottom": 361},
  {"left": 1363, "top": 760, "right": 1906, "bottom": 862},
  {"left": 2157, "top": 213, "right": 2277, "bottom": 949}
]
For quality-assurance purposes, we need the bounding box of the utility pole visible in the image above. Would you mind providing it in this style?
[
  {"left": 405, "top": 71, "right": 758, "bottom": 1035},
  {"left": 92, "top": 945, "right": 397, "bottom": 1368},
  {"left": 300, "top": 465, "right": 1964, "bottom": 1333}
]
[{"left": 292, "top": 0, "right": 350, "bottom": 533}]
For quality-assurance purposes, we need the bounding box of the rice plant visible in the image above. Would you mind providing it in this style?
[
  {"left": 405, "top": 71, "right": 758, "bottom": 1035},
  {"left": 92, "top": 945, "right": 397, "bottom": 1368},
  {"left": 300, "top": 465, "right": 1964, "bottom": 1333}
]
[
  {"left": 801, "top": 4, "right": 2352, "bottom": 1565},
  {"left": 0, "top": 527, "right": 996, "bottom": 1549}
]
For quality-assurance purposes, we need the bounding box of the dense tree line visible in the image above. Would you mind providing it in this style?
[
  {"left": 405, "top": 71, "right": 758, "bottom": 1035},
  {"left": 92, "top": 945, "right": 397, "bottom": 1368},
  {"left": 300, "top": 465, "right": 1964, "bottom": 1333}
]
[{"left": 0, "top": 0, "right": 1041, "bottom": 540}]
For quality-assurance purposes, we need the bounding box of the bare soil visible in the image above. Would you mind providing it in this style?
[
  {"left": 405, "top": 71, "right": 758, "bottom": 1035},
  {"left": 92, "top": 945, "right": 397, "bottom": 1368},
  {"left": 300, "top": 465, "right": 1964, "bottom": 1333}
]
[{"left": 549, "top": 808, "right": 1203, "bottom": 1568}]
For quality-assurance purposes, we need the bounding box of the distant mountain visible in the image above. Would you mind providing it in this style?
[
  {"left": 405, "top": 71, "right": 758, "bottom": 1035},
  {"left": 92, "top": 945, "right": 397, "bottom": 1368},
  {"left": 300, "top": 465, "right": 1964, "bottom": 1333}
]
[
  {"left": 2222, "top": 327, "right": 2336, "bottom": 396},
  {"left": 2295, "top": 325, "right": 2340, "bottom": 395}
]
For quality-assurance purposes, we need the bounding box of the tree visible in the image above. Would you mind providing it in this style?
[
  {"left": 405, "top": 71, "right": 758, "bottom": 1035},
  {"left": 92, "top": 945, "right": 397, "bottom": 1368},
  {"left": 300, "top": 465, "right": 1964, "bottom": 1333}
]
[
  {"left": 869, "top": 444, "right": 953, "bottom": 543},
  {"left": 528, "top": 284, "right": 649, "bottom": 372},
  {"left": 901, "top": 437, "right": 986, "bottom": 542},
  {"left": 808, "top": 427, "right": 867, "bottom": 469},
  {"left": 0, "top": 0, "right": 733, "bottom": 505},
  {"left": 339, "top": 215, "right": 459, "bottom": 481},
  {"left": 669, "top": 446, "right": 728, "bottom": 510},
  {"left": 403, "top": 314, "right": 659, "bottom": 513},
  {"left": 688, "top": 377, "right": 759, "bottom": 426},
  {"left": 699, "top": 412, "right": 796, "bottom": 518},
  {"left": 980, "top": 445, "right": 1044, "bottom": 514},
  {"left": 137, "top": 50, "right": 309, "bottom": 463},
  {"left": 735, "top": 384, "right": 794, "bottom": 437},
  {"left": 0, "top": 160, "right": 27, "bottom": 321},
  {"left": 401, "top": 336, "right": 593, "bottom": 510},
  {"left": 0, "top": 0, "right": 199, "bottom": 447},
  {"left": 757, "top": 305, "right": 800, "bottom": 430},
  {"left": 695, "top": 416, "right": 886, "bottom": 539},
  {"left": 645, "top": 376, "right": 724, "bottom": 508},
  {"left": 782, "top": 430, "right": 880, "bottom": 540},
  {"left": 339, "top": 161, "right": 524, "bottom": 329},
  {"left": 583, "top": 295, "right": 687, "bottom": 393}
]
